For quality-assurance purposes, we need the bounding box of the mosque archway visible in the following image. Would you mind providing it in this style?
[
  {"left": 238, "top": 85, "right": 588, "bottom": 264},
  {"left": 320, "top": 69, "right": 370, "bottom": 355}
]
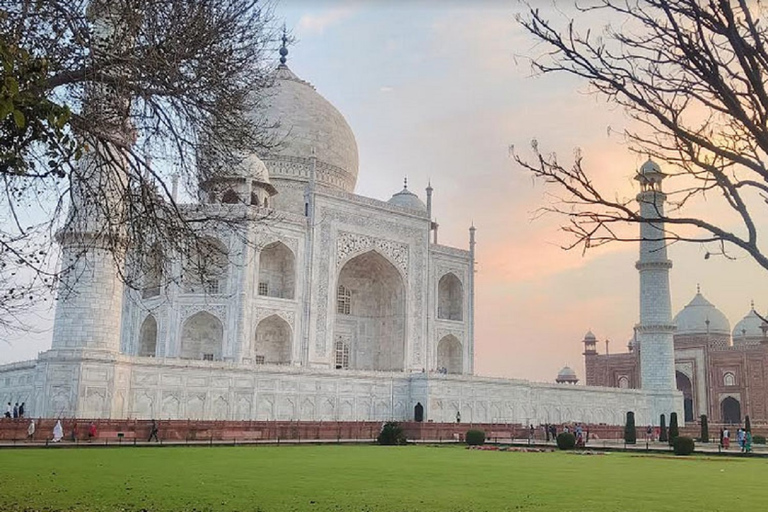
[
  {"left": 180, "top": 311, "right": 223, "bottom": 361},
  {"left": 138, "top": 315, "right": 157, "bottom": 357},
  {"left": 258, "top": 242, "right": 295, "bottom": 299},
  {"left": 676, "top": 371, "right": 694, "bottom": 423},
  {"left": 437, "top": 273, "right": 463, "bottom": 321},
  {"left": 721, "top": 397, "right": 741, "bottom": 424},
  {"left": 436, "top": 335, "right": 463, "bottom": 374},
  {"left": 253, "top": 315, "right": 292, "bottom": 364},
  {"left": 334, "top": 250, "right": 405, "bottom": 371}
]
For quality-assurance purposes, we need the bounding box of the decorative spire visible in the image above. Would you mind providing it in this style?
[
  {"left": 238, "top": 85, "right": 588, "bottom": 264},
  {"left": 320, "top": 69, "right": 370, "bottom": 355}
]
[
  {"left": 426, "top": 180, "right": 433, "bottom": 192},
  {"left": 751, "top": 299, "right": 755, "bottom": 310},
  {"left": 279, "top": 25, "right": 289, "bottom": 65},
  {"left": 697, "top": 283, "right": 701, "bottom": 294},
  {"left": 403, "top": 177, "right": 408, "bottom": 190}
]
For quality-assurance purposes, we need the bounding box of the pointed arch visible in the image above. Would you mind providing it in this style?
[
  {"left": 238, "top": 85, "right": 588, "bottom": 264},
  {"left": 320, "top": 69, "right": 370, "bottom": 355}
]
[
  {"left": 676, "top": 371, "right": 694, "bottom": 422},
  {"left": 436, "top": 334, "right": 463, "bottom": 374},
  {"left": 182, "top": 237, "right": 228, "bottom": 294},
  {"left": 222, "top": 189, "right": 240, "bottom": 204},
  {"left": 258, "top": 241, "right": 295, "bottom": 299},
  {"left": 334, "top": 250, "right": 405, "bottom": 371},
  {"left": 138, "top": 315, "right": 158, "bottom": 357},
  {"left": 253, "top": 314, "right": 292, "bottom": 364},
  {"left": 438, "top": 273, "right": 463, "bottom": 321},
  {"left": 180, "top": 311, "right": 223, "bottom": 361},
  {"left": 721, "top": 396, "right": 741, "bottom": 424}
]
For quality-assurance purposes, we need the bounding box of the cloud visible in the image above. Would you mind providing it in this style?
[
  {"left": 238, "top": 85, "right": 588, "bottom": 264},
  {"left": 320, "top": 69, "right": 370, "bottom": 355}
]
[{"left": 297, "top": 6, "right": 357, "bottom": 36}]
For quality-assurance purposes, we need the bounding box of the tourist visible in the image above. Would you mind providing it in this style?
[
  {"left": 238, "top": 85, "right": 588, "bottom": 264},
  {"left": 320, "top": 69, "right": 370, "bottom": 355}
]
[
  {"left": 52, "top": 420, "right": 64, "bottom": 442},
  {"left": 544, "top": 423, "right": 550, "bottom": 442},
  {"left": 18, "top": 402, "right": 25, "bottom": 418},
  {"left": 71, "top": 423, "right": 78, "bottom": 442},
  {"left": 88, "top": 421, "right": 97, "bottom": 442},
  {"left": 27, "top": 419, "right": 35, "bottom": 441},
  {"left": 456, "top": 411, "right": 461, "bottom": 423},
  {"left": 719, "top": 428, "right": 724, "bottom": 448},
  {"left": 745, "top": 431, "right": 753, "bottom": 453},
  {"left": 646, "top": 425, "right": 653, "bottom": 442},
  {"left": 4, "top": 402, "right": 11, "bottom": 418},
  {"left": 737, "top": 428, "right": 745, "bottom": 452},
  {"left": 148, "top": 419, "right": 159, "bottom": 443},
  {"left": 723, "top": 427, "right": 730, "bottom": 449},
  {"left": 12, "top": 403, "right": 18, "bottom": 419}
]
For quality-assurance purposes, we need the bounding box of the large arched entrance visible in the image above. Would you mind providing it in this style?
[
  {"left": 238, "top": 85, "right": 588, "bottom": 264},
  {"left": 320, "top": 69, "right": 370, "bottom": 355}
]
[
  {"left": 676, "top": 371, "right": 694, "bottom": 423},
  {"left": 721, "top": 397, "right": 741, "bottom": 424},
  {"left": 253, "top": 315, "right": 292, "bottom": 364},
  {"left": 258, "top": 242, "right": 295, "bottom": 299},
  {"left": 436, "top": 335, "right": 463, "bottom": 374},
  {"left": 334, "top": 251, "right": 405, "bottom": 371}
]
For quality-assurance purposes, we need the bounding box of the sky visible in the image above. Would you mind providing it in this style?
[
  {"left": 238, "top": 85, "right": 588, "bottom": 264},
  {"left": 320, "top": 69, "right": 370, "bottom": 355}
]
[{"left": 4, "top": 1, "right": 768, "bottom": 383}]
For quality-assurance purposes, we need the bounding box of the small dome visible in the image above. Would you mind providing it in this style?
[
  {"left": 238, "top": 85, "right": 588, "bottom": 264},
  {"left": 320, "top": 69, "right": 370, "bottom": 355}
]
[
  {"left": 388, "top": 183, "right": 427, "bottom": 212},
  {"left": 673, "top": 290, "right": 731, "bottom": 337},
  {"left": 200, "top": 154, "right": 277, "bottom": 195},
  {"left": 583, "top": 330, "right": 597, "bottom": 341},
  {"left": 640, "top": 158, "right": 663, "bottom": 175},
  {"left": 733, "top": 306, "right": 766, "bottom": 345},
  {"left": 556, "top": 366, "right": 579, "bottom": 384}
]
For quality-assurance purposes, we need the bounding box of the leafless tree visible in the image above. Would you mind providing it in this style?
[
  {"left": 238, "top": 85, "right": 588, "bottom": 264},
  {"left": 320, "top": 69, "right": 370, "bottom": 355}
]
[
  {"left": 0, "top": 0, "right": 283, "bottom": 333},
  {"left": 514, "top": 0, "right": 768, "bottom": 272}
]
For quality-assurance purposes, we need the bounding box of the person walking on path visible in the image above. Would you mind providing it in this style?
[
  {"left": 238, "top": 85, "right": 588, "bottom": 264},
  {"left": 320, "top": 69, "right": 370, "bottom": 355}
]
[
  {"left": 12, "top": 403, "right": 18, "bottom": 419},
  {"left": 723, "top": 428, "right": 731, "bottom": 449},
  {"left": 52, "top": 420, "right": 64, "bottom": 442},
  {"left": 88, "top": 422, "right": 97, "bottom": 442},
  {"left": 745, "top": 431, "right": 753, "bottom": 453},
  {"left": 148, "top": 420, "right": 159, "bottom": 443},
  {"left": 737, "top": 428, "right": 746, "bottom": 452},
  {"left": 18, "top": 402, "right": 25, "bottom": 418},
  {"left": 5, "top": 402, "right": 11, "bottom": 418},
  {"left": 26, "top": 420, "right": 35, "bottom": 441}
]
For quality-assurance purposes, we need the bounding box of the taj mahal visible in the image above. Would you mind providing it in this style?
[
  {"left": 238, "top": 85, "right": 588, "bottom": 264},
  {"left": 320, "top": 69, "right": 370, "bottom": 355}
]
[{"left": 0, "top": 42, "right": 681, "bottom": 426}]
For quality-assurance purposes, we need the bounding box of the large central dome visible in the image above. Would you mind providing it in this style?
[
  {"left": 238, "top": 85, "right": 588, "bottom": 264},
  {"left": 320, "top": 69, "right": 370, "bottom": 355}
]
[{"left": 257, "top": 63, "right": 359, "bottom": 193}]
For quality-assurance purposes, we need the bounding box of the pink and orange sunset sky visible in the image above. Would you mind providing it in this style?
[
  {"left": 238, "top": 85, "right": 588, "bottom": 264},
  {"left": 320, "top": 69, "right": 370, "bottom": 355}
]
[{"left": 4, "top": 1, "right": 768, "bottom": 383}]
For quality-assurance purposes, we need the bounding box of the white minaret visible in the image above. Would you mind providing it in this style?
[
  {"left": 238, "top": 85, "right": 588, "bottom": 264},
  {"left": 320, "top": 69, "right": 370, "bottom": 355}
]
[
  {"left": 635, "top": 159, "right": 677, "bottom": 405},
  {"left": 51, "top": 1, "right": 132, "bottom": 354}
]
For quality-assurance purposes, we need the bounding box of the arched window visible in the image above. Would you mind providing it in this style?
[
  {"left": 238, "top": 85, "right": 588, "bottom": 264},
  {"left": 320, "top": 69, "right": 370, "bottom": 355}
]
[
  {"left": 250, "top": 192, "right": 260, "bottom": 206},
  {"left": 335, "top": 338, "right": 350, "bottom": 369},
  {"left": 724, "top": 372, "right": 736, "bottom": 387},
  {"left": 183, "top": 237, "right": 228, "bottom": 294},
  {"left": 436, "top": 335, "right": 463, "bottom": 374},
  {"left": 138, "top": 315, "right": 157, "bottom": 357},
  {"left": 253, "top": 315, "right": 292, "bottom": 364},
  {"left": 180, "top": 311, "right": 223, "bottom": 361},
  {"left": 257, "top": 242, "right": 295, "bottom": 299},
  {"left": 337, "top": 285, "right": 351, "bottom": 315},
  {"left": 264, "top": 197, "right": 269, "bottom": 208},
  {"left": 141, "top": 244, "right": 163, "bottom": 299},
  {"left": 222, "top": 189, "right": 239, "bottom": 204},
  {"left": 438, "top": 273, "right": 463, "bottom": 321},
  {"left": 617, "top": 376, "right": 629, "bottom": 389}
]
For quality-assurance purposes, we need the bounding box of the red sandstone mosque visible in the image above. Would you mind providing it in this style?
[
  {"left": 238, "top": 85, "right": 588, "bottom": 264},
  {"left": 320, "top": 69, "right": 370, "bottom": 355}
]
[{"left": 583, "top": 287, "right": 768, "bottom": 425}]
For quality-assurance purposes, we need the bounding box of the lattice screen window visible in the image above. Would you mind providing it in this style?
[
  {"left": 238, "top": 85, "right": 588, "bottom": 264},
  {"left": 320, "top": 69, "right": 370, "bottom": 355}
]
[
  {"left": 724, "top": 372, "right": 736, "bottom": 387},
  {"left": 254, "top": 355, "right": 265, "bottom": 365},
  {"left": 337, "top": 285, "right": 351, "bottom": 315},
  {"left": 258, "top": 282, "right": 268, "bottom": 296},
  {"left": 335, "top": 341, "right": 350, "bottom": 369},
  {"left": 202, "top": 353, "right": 214, "bottom": 361}
]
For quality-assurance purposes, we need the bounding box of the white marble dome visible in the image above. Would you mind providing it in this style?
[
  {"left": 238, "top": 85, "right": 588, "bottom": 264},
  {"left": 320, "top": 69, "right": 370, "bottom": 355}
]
[
  {"left": 257, "top": 64, "right": 359, "bottom": 192},
  {"left": 733, "top": 306, "right": 766, "bottom": 345},
  {"left": 673, "top": 290, "right": 730, "bottom": 336},
  {"left": 556, "top": 366, "right": 579, "bottom": 384},
  {"left": 639, "top": 158, "right": 663, "bottom": 175},
  {"left": 388, "top": 183, "right": 426, "bottom": 212}
]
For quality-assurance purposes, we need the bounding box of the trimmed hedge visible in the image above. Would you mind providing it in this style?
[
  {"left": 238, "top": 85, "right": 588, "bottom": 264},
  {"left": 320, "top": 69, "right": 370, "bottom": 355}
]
[
  {"left": 465, "top": 430, "right": 486, "bottom": 446},
  {"left": 673, "top": 435, "right": 695, "bottom": 456},
  {"left": 753, "top": 435, "right": 766, "bottom": 445},
  {"left": 556, "top": 432, "right": 576, "bottom": 450},
  {"left": 745, "top": 415, "right": 752, "bottom": 433},
  {"left": 659, "top": 414, "right": 668, "bottom": 443},
  {"left": 624, "top": 411, "right": 636, "bottom": 444},
  {"left": 377, "top": 422, "right": 407, "bottom": 445},
  {"left": 700, "top": 415, "right": 709, "bottom": 443},
  {"left": 668, "top": 412, "right": 679, "bottom": 446}
]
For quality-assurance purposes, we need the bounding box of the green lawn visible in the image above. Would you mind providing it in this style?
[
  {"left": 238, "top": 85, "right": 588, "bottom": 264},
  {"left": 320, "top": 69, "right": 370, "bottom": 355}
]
[{"left": 0, "top": 445, "right": 765, "bottom": 511}]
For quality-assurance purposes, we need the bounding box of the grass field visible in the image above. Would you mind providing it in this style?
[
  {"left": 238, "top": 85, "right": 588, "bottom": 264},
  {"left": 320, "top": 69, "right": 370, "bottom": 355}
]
[{"left": 0, "top": 444, "right": 765, "bottom": 511}]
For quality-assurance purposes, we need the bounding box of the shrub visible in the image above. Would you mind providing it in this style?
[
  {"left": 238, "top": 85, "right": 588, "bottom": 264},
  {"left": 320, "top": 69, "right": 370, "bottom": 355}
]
[
  {"left": 659, "top": 414, "right": 668, "bottom": 443},
  {"left": 668, "top": 412, "right": 679, "bottom": 446},
  {"left": 377, "top": 422, "right": 407, "bottom": 445},
  {"left": 556, "top": 432, "right": 576, "bottom": 450},
  {"left": 465, "top": 430, "right": 486, "bottom": 446},
  {"left": 673, "top": 435, "right": 695, "bottom": 456},
  {"left": 700, "top": 415, "right": 709, "bottom": 443},
  {"left": 753, "top": 435, "right": 766, "bottom": 445},
  {"left": 624, "top": 411, "right": 636, "bottom": 444},
  {"left": 745, "top": 415, "right": 752, "bottom": 433}
]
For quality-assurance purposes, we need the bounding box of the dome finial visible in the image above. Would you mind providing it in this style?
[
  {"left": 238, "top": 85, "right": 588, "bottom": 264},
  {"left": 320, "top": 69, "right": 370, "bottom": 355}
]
[
  {"left": 751, "top": 299, "right": 755, "bottom": 310},
  {"left": 697, "top": 283, "right": 701, "bottom": 294},
  {"left": 279, "top": 24, "right": 289, "bottom": 65},
  {"left": 403, "top": 177, "right": 408, "bottom": 189}
]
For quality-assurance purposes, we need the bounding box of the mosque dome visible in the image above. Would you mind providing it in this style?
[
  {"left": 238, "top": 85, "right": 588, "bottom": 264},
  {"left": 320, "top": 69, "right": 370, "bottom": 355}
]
[
  {"left": 733, "top": 305, "right": 766, "bottom": 345},
  {"left": 556, "top": 366, "right": 579, "bottom": 384},
  {"left": 256, "top": 61, "right": 359, "bottom": 193},
  {"left": 673, "top": 289, "right": 731, "bottom": 336},
  {"left": 639, "top": 158, "right": 663, "bottom": 175},
  {"left": 583, "top": 330, "right": 597, "bottom": 341},
  {"left": 387, "top": 180, "right": 427, "bottom": 212}
]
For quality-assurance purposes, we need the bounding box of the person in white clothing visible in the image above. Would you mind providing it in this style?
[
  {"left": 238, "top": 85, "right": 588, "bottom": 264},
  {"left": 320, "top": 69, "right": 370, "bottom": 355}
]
[{"left": 52, "top": 420, "right": 64, "bottom": 442}]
